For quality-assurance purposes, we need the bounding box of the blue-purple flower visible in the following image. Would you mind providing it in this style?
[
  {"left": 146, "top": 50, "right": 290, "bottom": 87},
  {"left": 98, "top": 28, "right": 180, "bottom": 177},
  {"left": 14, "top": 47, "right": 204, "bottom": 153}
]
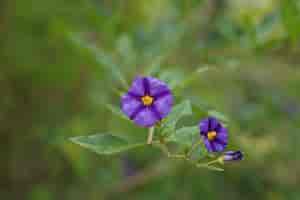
[
  {"left": 121, "top": 76, "right": 173, "bottom": 127},
  {"left": 199, "top": 117, "right": 228, "bottom": 152},
  {"left": 222, "top": 151, "right": 243, "bottom": 162}
]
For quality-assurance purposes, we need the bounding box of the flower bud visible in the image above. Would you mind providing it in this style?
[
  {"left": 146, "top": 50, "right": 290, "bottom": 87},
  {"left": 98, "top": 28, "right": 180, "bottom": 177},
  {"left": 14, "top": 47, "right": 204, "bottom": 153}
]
[{"left": 219, "top": 151, "right": 243, "bottom": 164}]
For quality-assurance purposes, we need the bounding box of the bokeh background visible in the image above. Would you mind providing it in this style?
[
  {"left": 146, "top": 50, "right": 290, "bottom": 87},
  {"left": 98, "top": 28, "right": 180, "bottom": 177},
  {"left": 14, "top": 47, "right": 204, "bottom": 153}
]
[{"left": 2, "top": 0, "right": 300, "bottom": 199}]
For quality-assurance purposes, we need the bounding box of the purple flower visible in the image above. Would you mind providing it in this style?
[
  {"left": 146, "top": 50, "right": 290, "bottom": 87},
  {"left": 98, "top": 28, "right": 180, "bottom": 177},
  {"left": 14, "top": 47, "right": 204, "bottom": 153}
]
[
  {"left": 199, "top": 117, "right": 228, "bottom": 152},
  {"left": 121, "top": 76, "right": 173, "bottom": 127},
  {"left": 222, "top": 151, "right": 243, "bottom": 162}
]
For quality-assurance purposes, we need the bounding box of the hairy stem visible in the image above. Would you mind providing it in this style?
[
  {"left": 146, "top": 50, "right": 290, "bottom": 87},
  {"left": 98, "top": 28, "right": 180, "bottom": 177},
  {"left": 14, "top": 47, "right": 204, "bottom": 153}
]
[
  {"left": 152, "top": 139, "right": 224, "bottom": 171},
  {"left": 147, "top": 127, "right": 155, "bottom": 144}
]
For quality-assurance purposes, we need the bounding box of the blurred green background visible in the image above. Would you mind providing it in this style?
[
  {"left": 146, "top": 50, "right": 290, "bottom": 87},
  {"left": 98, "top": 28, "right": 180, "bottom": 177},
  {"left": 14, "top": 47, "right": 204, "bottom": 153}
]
[{"left": 1, "top": 0, "right": 300, "bottom": 199}]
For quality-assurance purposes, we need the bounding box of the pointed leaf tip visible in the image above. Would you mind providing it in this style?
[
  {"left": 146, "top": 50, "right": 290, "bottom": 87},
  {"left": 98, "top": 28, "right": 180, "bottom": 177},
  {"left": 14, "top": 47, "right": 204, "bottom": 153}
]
[{"left": 70, "top": 133, "right": 146, "bottom": 155}]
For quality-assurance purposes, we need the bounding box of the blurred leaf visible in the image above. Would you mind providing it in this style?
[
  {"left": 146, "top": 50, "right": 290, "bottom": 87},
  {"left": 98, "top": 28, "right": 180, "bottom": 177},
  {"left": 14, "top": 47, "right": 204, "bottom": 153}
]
[
  {"left": 159, "top": 68, "right": 185, "bottom": 89},
  {"left": 70, "top": 133, "right": 145, "bottom": 155},
  {"left": 106, "top": 104, "right": 130, "bottom": 121},
  {"left": 116, "top": 35, "right": 136, "bottom": 67},
  {"left": 68, "top": 33, "right": 129, "bottom": 88},
  {"left": 207, "top": 110, "right": 230, "bottom": 122},
  {"left": 255, "top": 13, "right": 282, "bottom": 47},
  {"left": 241, "top": 14, "right": 258, "bottom": 48},
  {"left": 280, "top": 0, "right": 300, "bottom": 43},
  {"left": 145, "top": 63, "right": 162, "bottom": 76},
  {"left": 161, "top": 100, "right": 193, "bottom": 135},
  {"left": 174, "top": 65, "right": 211, "bottom": 93},
  {"left": 167, "top": 126, "right": 198, "bottom": 147},
  {"left": 29, "top": 186, "right": 53, "bottom": 200},
  {"left": 144, "top": 24, "right": 185, "bottom": 76},
  {"left": 201, "top": 165, "right": 224, "bottom": 172}
]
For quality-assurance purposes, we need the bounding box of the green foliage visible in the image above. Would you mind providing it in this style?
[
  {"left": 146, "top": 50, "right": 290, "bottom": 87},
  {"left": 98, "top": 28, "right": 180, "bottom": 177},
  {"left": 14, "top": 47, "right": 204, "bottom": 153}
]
[
  {"left": 280, "top": 0, "right": 300, "bottom": 44},
  {"left": 106, "top": 104, "right": 130, "bottom": 121},
  {"left": 160, "top": 100, "right": 193, "bottom": 135},
  {"left": 71, "top": 100, "right": 194, "bottom": 155},
  {"left": 207, "top": 110, "right": 229, "bottom": 123},
  {"left": 167, "top": 126, "right": 198, "bottom": 147},
  {"left": 70, "top": 133, "right": 145, "bottom": 155},
  {"left": 69, "top": 33, "right": 129, "bottom": 88},
  {"left": 2, "top": 0, "right": 300, "bottom": 199}
]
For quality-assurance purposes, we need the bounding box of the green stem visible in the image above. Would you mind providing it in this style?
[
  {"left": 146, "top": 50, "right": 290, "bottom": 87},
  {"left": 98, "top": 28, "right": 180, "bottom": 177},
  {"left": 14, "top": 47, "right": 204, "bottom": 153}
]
[
  {"left": 195, "top": 158, "right": 223, "bottom": 171},
  {"left": 151, "top": 138, "right": 224, "bottom": 171},
  {"left": 147, "top": 127, "right": 155, "bottom": 145},
  {"left": 186, "top": 140, "right": 202, "bottom": 158},
  {"left": 196, "top": 163, "right": 224, "bottom": 171},
  {"left": 206, "top": 159, "right": 220, "bottom": 165},
  {"left": 155, "top": 142, "right": 186, "bottom": 159}
]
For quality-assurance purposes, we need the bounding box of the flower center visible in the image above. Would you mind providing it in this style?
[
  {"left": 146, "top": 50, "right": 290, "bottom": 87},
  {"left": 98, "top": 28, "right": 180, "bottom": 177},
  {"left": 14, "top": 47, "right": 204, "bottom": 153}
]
[
  {"left": 141, "top": 95, "right": 154, "bottom": 106},
  {"left": 207, "top": 131, "right": 217, "bottom": 141}
]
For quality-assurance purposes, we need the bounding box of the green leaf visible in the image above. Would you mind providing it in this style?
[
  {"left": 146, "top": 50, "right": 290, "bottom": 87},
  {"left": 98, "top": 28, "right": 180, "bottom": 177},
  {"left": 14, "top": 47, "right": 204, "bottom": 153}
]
[
  {"left": 207, "top": 110, "right": 229, "bottom": 122},
  {"left": 197, "top": 165, "right": 224, "bottom": 172},
  {"left": 167, "top": 126, "right": 198, "bottom": 147},
  {"left": 106, "top": 104, "right": 129, "bottom": 121},
  {"left": 116, "top": 35, "right": 136, "bottom": 67},
  {"left": 174, "top": 66, "right": 212, "bottom": 94},
  {"left": 161, "top": 100, "right": 192, "bottom": 135},
  {"left": 70, "top": 133, "right": 145, "bottom": 155},
  {"left": 159, "top": 69, "right": 185, "bottom": 90},
  {"left": 167, "top": 125, "right": 210, "bottom": 160},
  {"left": 145, "top": 63, "right": 161, "bottom": 77},
  {"left": 280, "top": 0, "right": 300, "bottom": 43},
  {"left": 144, "top": 25, "right": 185, "bottom": 76}
]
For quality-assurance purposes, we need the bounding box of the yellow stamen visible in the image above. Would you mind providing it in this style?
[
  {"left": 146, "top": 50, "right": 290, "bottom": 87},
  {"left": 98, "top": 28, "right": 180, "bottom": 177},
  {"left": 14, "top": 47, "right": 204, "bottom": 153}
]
[
  {"left": 207, "top": 131, "right": 217, "bottom": 141},
  {"left": 141, "top": 95, "right": 154, "bottom": 106}
]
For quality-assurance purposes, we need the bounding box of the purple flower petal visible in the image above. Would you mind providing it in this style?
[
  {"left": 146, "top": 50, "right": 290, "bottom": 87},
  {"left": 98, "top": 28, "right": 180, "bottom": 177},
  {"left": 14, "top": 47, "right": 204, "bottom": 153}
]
[
  {"left": 207, "top": 117, "right": 220, "bottom": 131},
  {"left": 128, "top": 76, "right": 145, "bottom": 96},
  {"left": 142, "top": 77, "right": 150, "bottom": 95},
  {"left": 216, "top": 127, "right": 228, "bottom": 142},
  {"left": 203, "top": 138, "right": 215, "bottom": 152},
  {"left": 224, "top": 151, "right": 235, "bottom": 155},
  {"left": 147, "top": 77, "right": 170, "bottom": 96},
  {"left": 199, "top": 118, "right": 209, "bottom": 134},
  {"left": 203, "top": 138, "right": 226, "bottom": 152},
  {"left": 199, "top": 117, "right": 228, "bottom": 152},
  {"left": 129, "top": 105, "right": 146, "bottom": 120},
  {"left": 212, "top": 141, "right": 227, "bottom": 152},
  {"left": 223, "top": 151, "right": 243, "bottom": 161},
  {"left": 153, "top": 94, "right": 173, "bottom": 118},
  {"left": 133, "top": 107, "right": 160, "bottom": 127},
  {"left": 121, "top": 94, "right": 144, "bottom": 118},
  {"left": 150, "top": 105, "right": 163, "bottom": 121},
  {"left": 121, "top": 76, "right": 173, "bottom": 127}
]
